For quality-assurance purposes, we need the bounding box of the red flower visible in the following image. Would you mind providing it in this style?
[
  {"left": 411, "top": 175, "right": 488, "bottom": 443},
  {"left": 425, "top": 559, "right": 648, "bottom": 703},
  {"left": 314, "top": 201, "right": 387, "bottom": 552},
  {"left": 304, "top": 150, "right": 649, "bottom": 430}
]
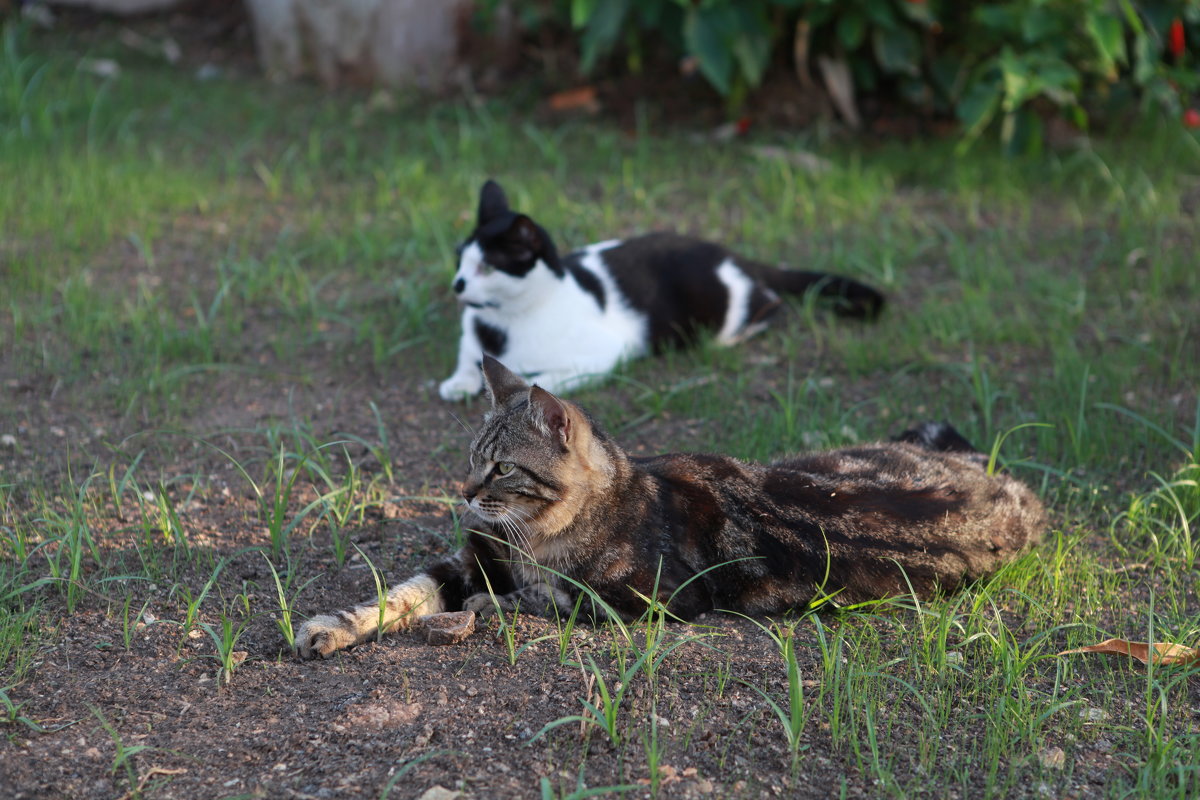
[
  {"left": 1169, "top": 18, "right": 1185, "bottom": 58},
  {"left": 1184, "top": 109, "right": 1200, "bottom": 129}
]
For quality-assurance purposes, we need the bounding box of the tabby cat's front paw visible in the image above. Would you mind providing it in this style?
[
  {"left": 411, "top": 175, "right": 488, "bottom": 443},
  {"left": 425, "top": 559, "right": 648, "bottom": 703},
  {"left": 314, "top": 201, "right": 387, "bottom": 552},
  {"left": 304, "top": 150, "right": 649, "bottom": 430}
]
[
  {"left": 463, "top": 592, "right": 500, "bottom": 616},
  {"left": 294, "top": 614, "right": 357, "bottom": 660},
  {"left": 439, "top": 373, "right": 482, "bottom": 402}
]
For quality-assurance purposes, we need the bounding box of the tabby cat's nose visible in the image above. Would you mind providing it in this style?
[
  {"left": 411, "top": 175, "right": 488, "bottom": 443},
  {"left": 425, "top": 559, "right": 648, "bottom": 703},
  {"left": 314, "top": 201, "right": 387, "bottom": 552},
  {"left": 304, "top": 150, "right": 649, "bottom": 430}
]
[{"left": 453, "top": 278, "right": 466, "bottom": 294}]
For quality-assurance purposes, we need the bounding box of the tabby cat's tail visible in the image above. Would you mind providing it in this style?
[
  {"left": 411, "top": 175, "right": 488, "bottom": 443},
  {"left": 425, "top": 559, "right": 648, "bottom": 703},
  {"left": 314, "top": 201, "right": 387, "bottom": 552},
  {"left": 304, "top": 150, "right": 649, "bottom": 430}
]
[{"left": 743, "top": 262, "right": 885, "bottom": 320}]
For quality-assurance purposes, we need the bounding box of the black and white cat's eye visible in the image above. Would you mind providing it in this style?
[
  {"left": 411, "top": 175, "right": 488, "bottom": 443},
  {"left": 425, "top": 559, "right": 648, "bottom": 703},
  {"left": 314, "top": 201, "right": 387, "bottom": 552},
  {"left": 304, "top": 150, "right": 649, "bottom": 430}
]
[{"left": 494, "top": 461, "right": 516, "bottom": 476}]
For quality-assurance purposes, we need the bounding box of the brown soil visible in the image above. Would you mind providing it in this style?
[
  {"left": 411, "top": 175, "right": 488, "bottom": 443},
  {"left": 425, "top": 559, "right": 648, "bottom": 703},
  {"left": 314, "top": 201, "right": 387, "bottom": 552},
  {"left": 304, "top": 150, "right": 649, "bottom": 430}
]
[
  {"left": 0, "top": 328, "right": 896, "bottom": 800},
  {"left": 0, "top": 262, "right": 1131, "bottom": 800}
]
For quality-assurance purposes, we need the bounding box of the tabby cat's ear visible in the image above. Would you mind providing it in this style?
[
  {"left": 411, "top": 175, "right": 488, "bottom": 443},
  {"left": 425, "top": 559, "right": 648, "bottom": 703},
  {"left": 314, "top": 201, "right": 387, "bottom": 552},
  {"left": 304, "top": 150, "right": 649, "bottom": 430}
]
[
  {"left": 477, "top": 180, "right": 510, "bottom": 225},
  {"left": 528, "top": 385, "right": 571, "bottom": 447},
  {"left": 481, "top": 355, "right": 528, "bottom": 408}
]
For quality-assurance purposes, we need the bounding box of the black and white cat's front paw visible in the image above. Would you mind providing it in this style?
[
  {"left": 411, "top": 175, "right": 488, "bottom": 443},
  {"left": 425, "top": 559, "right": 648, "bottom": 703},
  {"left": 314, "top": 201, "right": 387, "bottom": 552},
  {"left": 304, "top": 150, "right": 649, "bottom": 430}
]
[
  {"left": 294, "top": 614, "right": 358, "bottom": 659},
  {"left": 439, "top": 372, "right": 483, "bottom": 401},
  {"left": 520, "top": 370, "right": 594, "bottom": 396}
]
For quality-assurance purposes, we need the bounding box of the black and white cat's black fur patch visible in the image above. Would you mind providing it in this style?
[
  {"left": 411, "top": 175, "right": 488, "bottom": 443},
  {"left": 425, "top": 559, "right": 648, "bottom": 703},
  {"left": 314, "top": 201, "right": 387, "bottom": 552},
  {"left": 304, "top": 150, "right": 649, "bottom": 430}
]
[{"left": 439, "top": 180, "right": 885, "bottom": 400}]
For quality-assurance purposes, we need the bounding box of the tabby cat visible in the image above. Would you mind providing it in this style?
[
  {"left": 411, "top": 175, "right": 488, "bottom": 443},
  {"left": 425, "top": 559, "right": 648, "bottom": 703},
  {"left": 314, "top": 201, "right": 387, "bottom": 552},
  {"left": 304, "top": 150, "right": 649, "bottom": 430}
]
[
  {"left": 295, "top": 357, "right": 1045, "bottom": 658},
  {"left": 438, "top": 180, "right": 885, "bottom": 400}
]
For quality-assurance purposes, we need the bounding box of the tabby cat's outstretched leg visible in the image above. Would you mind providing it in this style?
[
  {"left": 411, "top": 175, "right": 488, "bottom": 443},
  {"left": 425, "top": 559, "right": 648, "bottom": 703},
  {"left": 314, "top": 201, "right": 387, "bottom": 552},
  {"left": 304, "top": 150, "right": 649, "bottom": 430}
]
[{"left": 294, "top": 574, "right": 445, "bottom": 659}]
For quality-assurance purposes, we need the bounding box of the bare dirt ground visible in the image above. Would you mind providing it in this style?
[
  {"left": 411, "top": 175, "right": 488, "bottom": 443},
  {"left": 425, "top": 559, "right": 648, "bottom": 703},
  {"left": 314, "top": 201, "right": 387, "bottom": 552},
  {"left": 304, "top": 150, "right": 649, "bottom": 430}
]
[
  {"left": 0, "top": 256, "right": 1129, "bottom": 800},
  {"left": 0, "top": 328, "right": 914, "bottom": 800}
]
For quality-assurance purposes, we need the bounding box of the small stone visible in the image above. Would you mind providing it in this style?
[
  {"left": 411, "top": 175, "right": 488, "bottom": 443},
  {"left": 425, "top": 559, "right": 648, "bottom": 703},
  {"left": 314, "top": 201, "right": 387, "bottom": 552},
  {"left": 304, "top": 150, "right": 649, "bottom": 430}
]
[
  {"left": 417, "top": 787, "right": 460, "bottom": 800},
  {"left": 196, "top": 63, "right": 221, "bottom": 81},
  {"left": 413, "top": 724, "right": 435, "bottom": 748},
  {"left": 1038, "top": 746, "right": 1066, "bottom": 769},
  {"left": 419, "top": 611, "right": 475, "bottom": 645},
  {"left": 79, "top": 58, "right": 120, "bottom": 79},
  {"left": 0, "top": 434, "right": 15, "bottom": 447}
]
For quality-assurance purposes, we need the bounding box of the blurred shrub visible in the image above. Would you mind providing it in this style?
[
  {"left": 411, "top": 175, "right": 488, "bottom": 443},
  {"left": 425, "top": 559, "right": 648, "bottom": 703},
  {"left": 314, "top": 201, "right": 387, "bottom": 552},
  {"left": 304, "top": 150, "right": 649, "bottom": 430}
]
[{"left": 484, "top": 0, "right": 1200, "bottom": 151}]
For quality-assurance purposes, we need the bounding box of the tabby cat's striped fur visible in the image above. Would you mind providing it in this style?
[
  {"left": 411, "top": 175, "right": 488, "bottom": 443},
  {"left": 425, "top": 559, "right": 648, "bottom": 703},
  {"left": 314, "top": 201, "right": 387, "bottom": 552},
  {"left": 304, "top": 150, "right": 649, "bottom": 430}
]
[{"left": 295, "top": 358, "right": 1045, "bottom": 658}]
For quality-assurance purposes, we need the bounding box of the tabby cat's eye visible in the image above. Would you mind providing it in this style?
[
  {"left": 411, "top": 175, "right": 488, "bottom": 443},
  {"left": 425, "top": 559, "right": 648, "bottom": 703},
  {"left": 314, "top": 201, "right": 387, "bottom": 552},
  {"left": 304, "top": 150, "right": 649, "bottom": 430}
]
[{"left": 495, "top": 461, "right": 515, "bottom": 476}]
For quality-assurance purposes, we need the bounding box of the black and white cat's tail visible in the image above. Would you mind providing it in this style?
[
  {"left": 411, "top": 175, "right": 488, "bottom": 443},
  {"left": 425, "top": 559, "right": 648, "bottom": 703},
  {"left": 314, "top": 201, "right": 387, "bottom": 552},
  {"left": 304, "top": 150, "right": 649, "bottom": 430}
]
[
  {"left": 741, "top": 262, "right": 885, "bottom": 320},
  {"left": 895, "top": 422, "right": 988, "bottom": 466},
  {"left": 894, "top": 421, "right": 976, "bottom": 452}
]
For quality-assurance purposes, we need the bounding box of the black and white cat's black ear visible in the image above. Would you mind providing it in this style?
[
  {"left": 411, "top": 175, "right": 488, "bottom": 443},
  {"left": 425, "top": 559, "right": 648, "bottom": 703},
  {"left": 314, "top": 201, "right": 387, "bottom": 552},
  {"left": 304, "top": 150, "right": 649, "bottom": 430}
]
[
  {"left": 477, "top": 180, "right": 510, "bottom": 225},
  {"left": 506, "top": 215, "right": 541, "bottom": 261},
  {"left": 481, "top": 355, "right": 528, "bottom": 408},
  {"left": 528, "top": 385, "right": 571, "bottom": 447}
]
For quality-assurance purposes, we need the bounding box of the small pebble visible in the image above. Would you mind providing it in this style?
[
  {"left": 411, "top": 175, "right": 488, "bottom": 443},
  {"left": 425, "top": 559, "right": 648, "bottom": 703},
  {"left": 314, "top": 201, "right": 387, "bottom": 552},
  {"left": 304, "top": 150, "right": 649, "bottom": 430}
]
[{"left": 419, "top": 611, "right": 475, "bottom": 645}]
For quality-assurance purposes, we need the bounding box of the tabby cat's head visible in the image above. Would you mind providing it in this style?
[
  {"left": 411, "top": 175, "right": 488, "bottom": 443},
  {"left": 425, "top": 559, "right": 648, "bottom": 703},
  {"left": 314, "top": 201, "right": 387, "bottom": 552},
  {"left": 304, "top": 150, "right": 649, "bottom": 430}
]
[
  {"left": 450, "top": 181, "right": 561, "bottom": 310},
  {"left": 462, "top": 357, "right": 610, "bottom": 546}
]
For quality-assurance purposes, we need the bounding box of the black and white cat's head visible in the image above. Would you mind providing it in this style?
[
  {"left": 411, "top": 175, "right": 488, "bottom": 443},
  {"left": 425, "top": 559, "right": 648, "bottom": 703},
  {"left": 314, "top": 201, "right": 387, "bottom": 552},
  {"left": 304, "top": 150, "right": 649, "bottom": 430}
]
[{"left": 451, "top": 181, "right": 562, "bottom": 310}]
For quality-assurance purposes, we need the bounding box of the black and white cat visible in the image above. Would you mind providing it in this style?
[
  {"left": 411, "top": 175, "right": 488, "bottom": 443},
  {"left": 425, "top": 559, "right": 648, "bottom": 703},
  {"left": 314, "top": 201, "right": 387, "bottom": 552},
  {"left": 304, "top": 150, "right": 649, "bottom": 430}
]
[{"left": 438, "top": 181, "right": 885, "bottom": 400}]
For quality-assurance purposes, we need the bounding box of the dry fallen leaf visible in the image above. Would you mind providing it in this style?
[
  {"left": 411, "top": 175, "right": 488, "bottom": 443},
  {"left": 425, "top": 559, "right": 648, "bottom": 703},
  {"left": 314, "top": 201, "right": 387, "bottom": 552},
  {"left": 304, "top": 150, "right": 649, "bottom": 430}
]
[
  {"left": 1057, "top": 638, "right": 1200, "bottom": 666},
  {"left": 792, "top": 19, "right": 812, "bottom": 87},
  {"left": 548, "top": 86, "right": 599, "bottom": 113},
  {"left": 637, "top": 765, "right": 684, "bottom": 787},
  {"left": 816, "top": 55, "right": 860, "bottom": 129}
]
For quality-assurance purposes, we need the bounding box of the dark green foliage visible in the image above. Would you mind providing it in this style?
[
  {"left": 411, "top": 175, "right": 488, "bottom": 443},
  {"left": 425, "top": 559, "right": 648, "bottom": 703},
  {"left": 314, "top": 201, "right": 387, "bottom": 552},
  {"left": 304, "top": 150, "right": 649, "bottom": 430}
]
[{"left": 488, "top": 0, "right": 1200, "bottom": 151}]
